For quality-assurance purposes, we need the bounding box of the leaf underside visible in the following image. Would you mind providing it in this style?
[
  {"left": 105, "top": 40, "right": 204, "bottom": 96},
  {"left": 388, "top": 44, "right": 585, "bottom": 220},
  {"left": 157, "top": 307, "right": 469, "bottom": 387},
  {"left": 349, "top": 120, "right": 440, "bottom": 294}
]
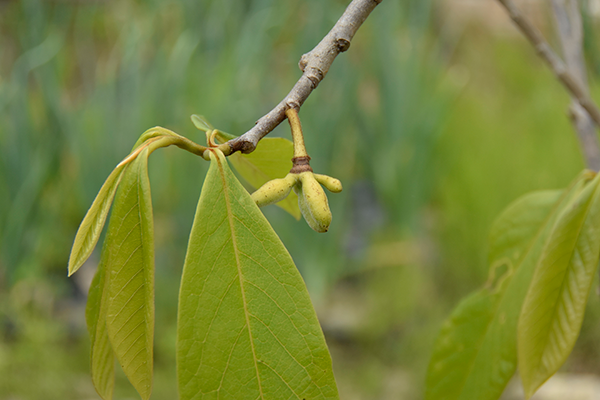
[
  {"left": 104, "top": 149, "right": 155, "bottom": 400},
  {"left": 426, "top": 171, "right": 593, "bottom": 400},
  {"left": 68, "top": 164, "right": 127, "bottom": 276},
  {"left": 518, "top": 172, "right": 600, "bottom": 398},
  {"left": 177, "top": 149, "right": 339, "bottom": 400},
  {"left": 229, "top": 137, "right": 301, "bottom": 220},
  {"left": 86, "top": 250, "right": 115, "bottom": 400},
  {"left": 86, "top": 150, "right": 156, "bottom": 400}
]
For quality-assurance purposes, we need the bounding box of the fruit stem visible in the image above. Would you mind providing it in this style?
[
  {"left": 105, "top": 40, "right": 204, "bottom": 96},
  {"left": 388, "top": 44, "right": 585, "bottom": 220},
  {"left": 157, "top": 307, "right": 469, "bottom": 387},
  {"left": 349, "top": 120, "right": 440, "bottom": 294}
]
[{"left": 286, "top": 108, "right": 309, "bottom": 159}]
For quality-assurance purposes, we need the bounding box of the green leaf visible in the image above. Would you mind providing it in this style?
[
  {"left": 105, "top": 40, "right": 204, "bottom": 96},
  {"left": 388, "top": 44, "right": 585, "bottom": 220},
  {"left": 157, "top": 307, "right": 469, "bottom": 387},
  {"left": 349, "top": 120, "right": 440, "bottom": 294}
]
[
  {"left": 86, "top": 249, "right": 114, "bottom": 400},
  {"left": 104, "top": 148, "right": 155, "bottom": 400},
  {"left": 177, "top": 149, "right": 339, "bottom": 400},
  {"left": 191, "top": 114, "right": 214, "bottom": 132},
  {"left": 229, "top": 137, "right": 301, "bottom": 220},
  {"left": 425, "top": 171, "right": 593, "bottom": 400},
  {"left": 518, "top": 172, "right": 600, "bottom": 398},
  {"left": 68, "top": 164, "right": 127, "bottom": 276},
  {"left": 69, "top": 128, "right": 199, "bottom": 277}
]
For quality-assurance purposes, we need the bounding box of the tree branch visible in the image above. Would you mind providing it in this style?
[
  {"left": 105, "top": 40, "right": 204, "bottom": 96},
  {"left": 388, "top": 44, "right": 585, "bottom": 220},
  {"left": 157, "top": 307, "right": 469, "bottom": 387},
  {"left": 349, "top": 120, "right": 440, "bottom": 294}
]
[
  {"left": 497, "top": 0, "right": 600, "bottom": 170},
  {"left": 550, "top": 0, "right": 600, "bottom": 171},
  {"left": 226, "top": 0, "right": 383, "bottom": 154}
]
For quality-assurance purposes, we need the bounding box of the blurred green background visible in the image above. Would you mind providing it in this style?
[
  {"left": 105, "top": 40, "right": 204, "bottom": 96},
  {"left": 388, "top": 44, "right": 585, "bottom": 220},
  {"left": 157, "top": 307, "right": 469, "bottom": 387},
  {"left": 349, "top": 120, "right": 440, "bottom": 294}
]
[{"left": 2, "top": 0, "right": 600, "bottom": 398}]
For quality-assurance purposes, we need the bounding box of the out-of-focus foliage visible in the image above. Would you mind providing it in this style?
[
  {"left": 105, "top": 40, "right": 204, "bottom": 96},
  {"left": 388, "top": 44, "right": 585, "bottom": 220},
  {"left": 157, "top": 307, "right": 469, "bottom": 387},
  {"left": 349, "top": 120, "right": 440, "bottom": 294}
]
[{"left": 2, "top": 0, "right": 600, "bottom": 398}]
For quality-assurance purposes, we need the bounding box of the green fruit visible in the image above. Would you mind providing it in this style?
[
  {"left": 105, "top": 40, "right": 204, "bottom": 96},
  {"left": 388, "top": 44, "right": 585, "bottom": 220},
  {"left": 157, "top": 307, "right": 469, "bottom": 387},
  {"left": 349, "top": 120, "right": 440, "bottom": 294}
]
[
  {"left": 294, "top": 172, "right": 332, "bottom": 233},
  {"left": 314, "top": 174, "right": 343, "bottom": 193},
  {"left": 251, "top": 173, "right": 296, "bottom": 207}
]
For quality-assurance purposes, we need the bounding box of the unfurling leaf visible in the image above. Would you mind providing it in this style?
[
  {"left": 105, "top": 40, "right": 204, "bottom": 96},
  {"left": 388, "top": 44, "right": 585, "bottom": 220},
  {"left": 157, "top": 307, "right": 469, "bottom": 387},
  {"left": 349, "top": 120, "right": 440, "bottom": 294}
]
[
  {"left": 425, "top": 171, "right": 593, "bottom": 400},
  {"left": 191, "top": 114, "right": 214, "bottom": 132},
  {"left": 68, "top": 164, "right": 127, "bottom": 276},
  {"left": 177, "top": 149, "right": 339, "bottom": 400},
  {"left": 518, "top": 172, "right": 600, "bottom": 398},
  {"left": 228, "top": 137, "right": 302, "bottom": 220},
  {"left": 69, "top": 128, "right": 204, "bottom": 277}
]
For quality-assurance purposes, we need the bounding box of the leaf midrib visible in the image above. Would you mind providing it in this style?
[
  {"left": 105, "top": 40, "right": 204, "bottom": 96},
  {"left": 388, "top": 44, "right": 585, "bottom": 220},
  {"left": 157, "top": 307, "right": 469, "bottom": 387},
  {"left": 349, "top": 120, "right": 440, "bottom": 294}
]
[
  {"left": 530, "top": 181, "right": 600, "bottom": 381},
  {"left": 214, "top": 150, "right": 265, "bottom": 400}
]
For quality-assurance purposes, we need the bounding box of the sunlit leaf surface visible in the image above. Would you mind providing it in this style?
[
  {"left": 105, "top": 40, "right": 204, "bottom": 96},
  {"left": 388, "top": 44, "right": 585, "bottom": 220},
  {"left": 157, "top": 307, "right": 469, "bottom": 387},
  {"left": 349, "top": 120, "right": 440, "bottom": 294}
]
[
  {"left": 229, "top": 137, "right": 301, "bottom": 220},
  {"left": 177, "top": 149, "right": 338, "bottom": 400},
  {"left": 518, "top": 172, "right": 600, "bottom": 398}
]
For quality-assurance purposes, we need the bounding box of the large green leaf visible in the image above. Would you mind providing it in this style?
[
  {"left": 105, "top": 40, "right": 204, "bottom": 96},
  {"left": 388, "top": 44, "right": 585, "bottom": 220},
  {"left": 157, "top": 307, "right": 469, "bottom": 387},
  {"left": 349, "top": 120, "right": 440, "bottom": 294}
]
[
  {"left": 68, "top": 164, "right": 127, "bottom": 276},
  {"left": 177, "top": 149, "right": 339, "bottom": 399},
  {"left": 425, "top": 172, "right": 593, "bottom": 400},
  {"left": 104, "top": 148, "right": 155, "bottom": 400},
  {"left": 518, "top": 172, "right": 600, "bottom": 398},
  {"left": 228, "top": 137, "right": 301, "bottom": 220},
  {"left": 86, "top": 249, "right": 114, "bottom": 400}
]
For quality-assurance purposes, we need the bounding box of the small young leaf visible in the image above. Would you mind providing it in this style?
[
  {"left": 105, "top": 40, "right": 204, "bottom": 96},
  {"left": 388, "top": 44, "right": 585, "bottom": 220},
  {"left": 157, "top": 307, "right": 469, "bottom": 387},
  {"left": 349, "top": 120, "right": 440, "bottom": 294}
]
[
  {"left": 104, "top": 149, "right": 155, "bottom": 400},
  {"left": 425, "top": 171, "right": 592, "bottom": 400},
  {"left": 191, "top": 114, "right": 214, "bottom": 132},
  {"left": 68, "top": 164, "right": 127, "bottom": 276},
  {"left": 177, "top": 149, "right": 339, "bottom": 400},
  {"left": 518, "top": 172, "right": 600, "bottom": 398},
  {"left": 86, "top": 250, "right": 114, "bottom": 400},
  {"left": 229, "top": 137, "right": 302, "bottom": 220}
]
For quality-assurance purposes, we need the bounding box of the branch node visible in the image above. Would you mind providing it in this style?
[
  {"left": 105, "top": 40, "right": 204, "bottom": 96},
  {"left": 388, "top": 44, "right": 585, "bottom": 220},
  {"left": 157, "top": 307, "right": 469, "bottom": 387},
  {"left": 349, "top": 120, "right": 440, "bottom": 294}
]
[
  {"left": 286, "top": 100, "right": 301, "bottom": 110},
  {"left": 306, "top": 68, "right": 323, "bottom": 88},
  {"left": 226, "top": 0, "right": 383, "bottom": 154},
  {"left": 336, "top": 38, "right": 351, "bottom": 52},
  {"left": 299, "top": 54, "right": 309, "bottom": 72}
]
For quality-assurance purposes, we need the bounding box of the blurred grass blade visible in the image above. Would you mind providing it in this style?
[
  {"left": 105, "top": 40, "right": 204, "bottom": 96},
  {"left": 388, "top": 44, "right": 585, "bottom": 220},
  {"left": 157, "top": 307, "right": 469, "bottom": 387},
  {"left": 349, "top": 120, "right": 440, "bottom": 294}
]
[
  {"left": 228, "top": 137, "right": 301, "bottom": 220},
  {"left": 177, "top": 149, "right": 339, "bottom": 400},
  {"left": 426, "top": 171, "right": 593, "bottom": 400},
  {"left": 86, "top": 250, "right": 114, "bottom": 400},
  {"left": 104, "top": 148, "right": 155, "bottom": 400},
  {"left": 518, "top": 172, "right": 600, "bottom": 398},
  {"left": 68, "top": 164, "right": 127, "bottom": 276}
]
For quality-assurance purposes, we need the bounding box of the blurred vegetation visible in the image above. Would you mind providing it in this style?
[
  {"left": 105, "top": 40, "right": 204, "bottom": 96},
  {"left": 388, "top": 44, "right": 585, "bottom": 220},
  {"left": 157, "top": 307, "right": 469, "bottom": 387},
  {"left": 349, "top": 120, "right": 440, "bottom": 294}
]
[{"left": 2, "top": 0, "right": 600, "bottom": 399}]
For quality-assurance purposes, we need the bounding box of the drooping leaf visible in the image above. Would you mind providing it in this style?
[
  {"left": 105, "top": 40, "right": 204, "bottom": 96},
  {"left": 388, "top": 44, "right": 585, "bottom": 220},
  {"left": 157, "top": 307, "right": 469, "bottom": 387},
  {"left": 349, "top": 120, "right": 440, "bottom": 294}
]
[
  {"left": 68, "top": 164, "right": 127, "bottom": 276},
  {"left": 177, "top": 149, "right": 339, "bottom": 400},
  {"left": 518, "top": 172, "right": 600, "bottom": 398},
  {"left": 104, "top": 148, "right": 155, "bottom": 400},
  {"left": 69, "top": 128, "right": 201, "bottom": 277},
  {"left": 425, "top": 171, "right": 593, "bottom": 400},
  {"left": 228, "top": 137, "right": 301, "bottom": 220},
  {"left": 86, "top": 249, "right": 114, "bottom": 400}
]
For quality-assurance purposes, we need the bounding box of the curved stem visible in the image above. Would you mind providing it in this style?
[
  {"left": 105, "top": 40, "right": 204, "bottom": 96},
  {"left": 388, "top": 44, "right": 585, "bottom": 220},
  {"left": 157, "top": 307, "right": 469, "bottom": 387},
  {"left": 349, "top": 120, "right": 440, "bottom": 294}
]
[{"left": 226, "top": 0, "right": 383, "bottom": 154}]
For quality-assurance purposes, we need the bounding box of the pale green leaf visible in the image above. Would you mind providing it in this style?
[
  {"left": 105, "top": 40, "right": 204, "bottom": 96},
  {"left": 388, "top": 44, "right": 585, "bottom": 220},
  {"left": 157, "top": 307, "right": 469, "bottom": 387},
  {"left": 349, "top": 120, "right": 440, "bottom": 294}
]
[
  {"left": 104, "top": 149, "right": 155, "bottom": 400},
  {"left": 518, "top": 172, "right": 600, "bottom": 398},
  {"left": 86, "top": 249, "right": 114, "bottom": 400},
  {"left": 426, "top": 171, "right": 593, "bottom": 400},
  {"left": 69, "top": 129, "right": 193, "bottom": 277},
  {"left": 177, "top": 149, "right": 339, "bottom": 400},
  {"left": 68, "top": 164, "right": 127, "bottom": 276},
  {"left": 191, "top": 114, "right": 214, "bottom": 132},
  {"left": 425, "top": 286, "right": 501, "bottom": 400},
  {"left": 229, "top": 137, "right": 301, "bottom": 220}
]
